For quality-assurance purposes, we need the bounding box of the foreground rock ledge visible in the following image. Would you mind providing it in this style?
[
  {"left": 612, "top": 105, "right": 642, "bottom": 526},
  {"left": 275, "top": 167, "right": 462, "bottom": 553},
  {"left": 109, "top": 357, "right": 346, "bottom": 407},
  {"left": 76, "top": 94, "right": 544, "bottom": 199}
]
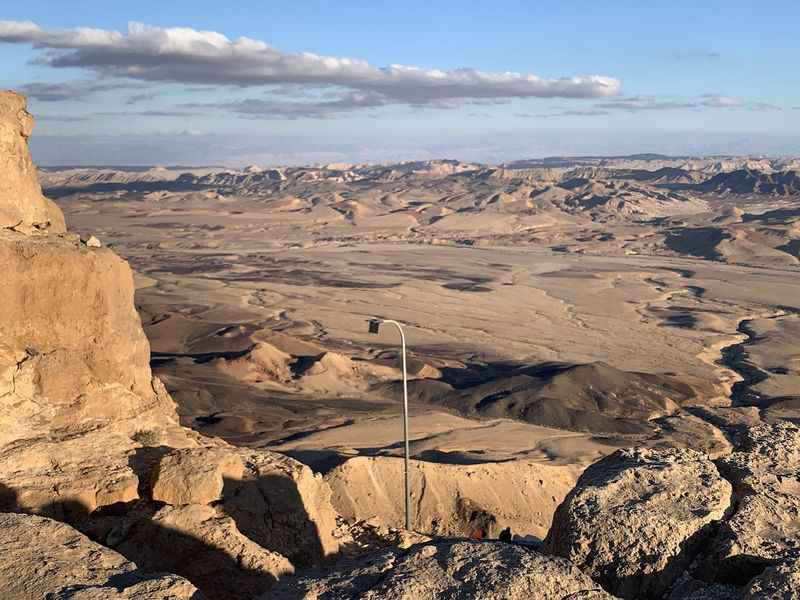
[
  {"left": 707, "top": 422, "right": 800, "bottom": 583},
  {"left": 272, "top": 538, "right": 616, "bottom": 599},
  {"left": 544, "top": 446, "right": 731, "bottom": 599},
  {"left": 0, "top": 512, "right": 201, "bottom": 599},
  {"left": 0, "top": 90, "right": 340, "bottom": 599}
]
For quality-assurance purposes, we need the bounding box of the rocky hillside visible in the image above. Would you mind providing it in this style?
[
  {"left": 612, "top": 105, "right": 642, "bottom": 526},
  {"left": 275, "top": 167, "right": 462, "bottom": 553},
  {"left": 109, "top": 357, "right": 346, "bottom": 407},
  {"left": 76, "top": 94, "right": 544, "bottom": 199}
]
[
  {"left": 696, "top": 169, "right": 800, "bottom": 195},
  {"left": 3, "top": 90, "right": 799, "bottom": 599},
  {"left": 0, "top": 91, "right": 341, "bottom": 600}
]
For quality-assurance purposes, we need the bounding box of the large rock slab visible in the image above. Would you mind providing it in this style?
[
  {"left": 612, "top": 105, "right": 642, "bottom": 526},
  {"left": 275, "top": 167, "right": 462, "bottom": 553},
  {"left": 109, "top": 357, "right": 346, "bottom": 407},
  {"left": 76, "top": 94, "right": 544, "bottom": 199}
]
[
  {"left": 0, "top": 230, "right": 155, "bottom": 406},
  {"left": 222, "top": 449, "right": 340, "bottom": 566},
  {"left": 151, "top": 447, "right": 244, "bottom": 506},
  {"left": 544, "top": 447, "right": 731, "bottom": 599},
  {"left": 325, "top": 455, "right": 579, "bottom": 539},
  {"left": 0, "top": 512, "right": 200, "bottom": 599},
  {"left": 272, "top": 539, "right": 616, "bottom": 599},
  {"left": 104, "top": 503, "right": 293, "bottom": 600},
  {"left": 708, "top": 422, "right": 800, "bottom": 583},
  {"left": 0, "top": 91, "right": 65, "bottom": 233}
]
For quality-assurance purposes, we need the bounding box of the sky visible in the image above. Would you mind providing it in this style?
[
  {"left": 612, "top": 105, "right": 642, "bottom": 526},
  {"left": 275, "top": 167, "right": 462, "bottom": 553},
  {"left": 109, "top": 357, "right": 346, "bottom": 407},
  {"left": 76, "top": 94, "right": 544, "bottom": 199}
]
[{"left": 1, "top": 1, "right": 799, "bottom": 166}]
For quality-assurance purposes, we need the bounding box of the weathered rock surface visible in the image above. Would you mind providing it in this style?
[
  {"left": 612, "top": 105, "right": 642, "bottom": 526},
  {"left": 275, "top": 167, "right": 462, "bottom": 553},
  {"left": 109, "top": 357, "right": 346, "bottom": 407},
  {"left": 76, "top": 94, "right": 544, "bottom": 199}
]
[
  {"left": 544, "top": 447, "right": 731, "bottom": 599},
  {"left": 0, "top": 512, "right": 201, "bottom": 599},
  {"left": 106, "top": 503, "right": 294, "bottom": 600},
  {"left": 0, "top": 91, "right": 65, "bottom": 233},
  {"left": 223, "top": 449, "right": 340, "bottom": 566},
  {"left": 151, "top": 447, "right": 244, "bottom": 506},
  {"left": 272, "top": 539, "right": 616, "bottom": 599},
  {"left": 325, "top": 455, "right": 579, "bottom": 539},
  {"left": 743, "top": 554, "right": 800, "bottom": 599},
  {"left": 0, "top": 90, "right": 342, "bottom": 600},
  {"left": 78, "top": 446, "right": 341, "bottom": 600},
  {"left": 708, "top": 422, "right": 800, "bottom": 583}
]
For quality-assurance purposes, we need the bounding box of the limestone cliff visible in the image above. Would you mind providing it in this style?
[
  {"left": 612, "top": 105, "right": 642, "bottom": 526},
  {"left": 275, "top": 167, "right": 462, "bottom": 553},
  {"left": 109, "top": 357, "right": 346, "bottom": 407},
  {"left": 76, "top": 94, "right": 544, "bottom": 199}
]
[
  {"left": 0, "top": 91, "right": 339, "bottom": 600},
  {"left": 0, "top": 91, "right": 64, "bottom": 233}
]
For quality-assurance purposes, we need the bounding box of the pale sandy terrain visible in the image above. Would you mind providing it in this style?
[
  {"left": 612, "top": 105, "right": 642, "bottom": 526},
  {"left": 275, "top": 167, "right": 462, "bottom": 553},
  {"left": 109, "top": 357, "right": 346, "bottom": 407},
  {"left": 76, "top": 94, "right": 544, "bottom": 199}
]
[{"left": 47, "top": 159, "right": 800, "bottom": 534}]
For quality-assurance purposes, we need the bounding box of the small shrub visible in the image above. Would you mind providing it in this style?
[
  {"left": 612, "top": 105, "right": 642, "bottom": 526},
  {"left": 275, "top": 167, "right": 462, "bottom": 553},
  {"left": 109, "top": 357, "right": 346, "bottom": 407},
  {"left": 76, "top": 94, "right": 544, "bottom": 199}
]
[{"left": 132, "top": 429, "right": 159, "bottom": 446}]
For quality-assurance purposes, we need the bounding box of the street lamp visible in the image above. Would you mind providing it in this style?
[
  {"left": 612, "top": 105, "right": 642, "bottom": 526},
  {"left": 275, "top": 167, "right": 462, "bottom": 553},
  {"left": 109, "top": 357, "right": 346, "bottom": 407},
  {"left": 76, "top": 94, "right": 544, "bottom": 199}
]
[{"left": 368, "top": 318, "right": 412, "bottom": 531}]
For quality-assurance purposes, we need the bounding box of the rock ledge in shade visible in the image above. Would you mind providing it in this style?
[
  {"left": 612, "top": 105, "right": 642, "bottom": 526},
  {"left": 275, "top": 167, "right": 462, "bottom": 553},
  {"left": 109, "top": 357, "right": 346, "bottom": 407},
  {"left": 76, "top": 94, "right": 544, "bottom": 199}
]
[{"left": 0, "top": 512, "right": 201, "bottom": 599}]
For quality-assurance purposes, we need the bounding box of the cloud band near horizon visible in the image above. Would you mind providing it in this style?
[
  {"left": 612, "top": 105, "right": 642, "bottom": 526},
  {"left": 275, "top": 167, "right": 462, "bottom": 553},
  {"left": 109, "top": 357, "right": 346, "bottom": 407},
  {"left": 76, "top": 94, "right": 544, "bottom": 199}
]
[{"left": 0, "top": 20, "right": 620, "bottom": 106}]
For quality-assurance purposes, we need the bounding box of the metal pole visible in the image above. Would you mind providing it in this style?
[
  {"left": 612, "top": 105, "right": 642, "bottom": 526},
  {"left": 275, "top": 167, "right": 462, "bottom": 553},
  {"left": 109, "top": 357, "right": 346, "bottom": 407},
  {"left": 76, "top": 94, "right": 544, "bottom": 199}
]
[{"left": 381, "top": 319, "right": 412, "bottom": 530}]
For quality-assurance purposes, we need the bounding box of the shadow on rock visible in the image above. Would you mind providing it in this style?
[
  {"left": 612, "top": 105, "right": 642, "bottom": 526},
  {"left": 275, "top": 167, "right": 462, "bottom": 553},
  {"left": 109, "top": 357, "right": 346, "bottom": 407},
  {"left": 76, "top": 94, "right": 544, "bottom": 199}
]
[{"left": 220, "top": 473, "right": 326, "bottom": 568}]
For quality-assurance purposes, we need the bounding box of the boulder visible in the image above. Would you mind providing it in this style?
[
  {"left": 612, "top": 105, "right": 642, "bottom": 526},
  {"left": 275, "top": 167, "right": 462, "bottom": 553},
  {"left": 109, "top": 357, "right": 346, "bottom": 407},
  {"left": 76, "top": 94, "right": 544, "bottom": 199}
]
[
  {"left": 272, "top": 539, "right": 616, "bottom": 599},
  {"left": 325, "top": 455, "right": 579, "bottom": 540},
  {"left": 0, "top": 230, "right": 155, "bottom": 404},
  {"left": 544, "top": 447, "right": 731, "bottom": 599},
  {"left": 0, "top": 91, "right": 65, "bottom": 233},
  {"left": 151, "top": 447, "right": 244, "bottom": 506},
  {"left": 0, "top": 512, "right": 200, "bottom": 599},
  {"left": 707, "top": 422, "right": 800, "bottom": 583},
  {"left": 108, "top": 503, "right": 292, "bottom": 600},
  {"left": 222, "top": 450, "right": 340, "bottom": 566}
]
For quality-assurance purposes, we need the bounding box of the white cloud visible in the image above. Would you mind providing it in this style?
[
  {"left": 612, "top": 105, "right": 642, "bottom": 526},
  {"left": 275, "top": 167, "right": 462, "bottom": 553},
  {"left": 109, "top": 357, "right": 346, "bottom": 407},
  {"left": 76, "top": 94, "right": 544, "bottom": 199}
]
[{"left": 0, "top": 20, "right": 620, "bottom": 107}]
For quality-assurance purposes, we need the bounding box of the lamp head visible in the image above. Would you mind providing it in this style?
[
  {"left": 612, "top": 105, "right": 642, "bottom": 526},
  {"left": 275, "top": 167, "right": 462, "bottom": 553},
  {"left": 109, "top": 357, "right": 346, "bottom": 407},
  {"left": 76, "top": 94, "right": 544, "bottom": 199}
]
[{"left": 368, "top": 319, "right": 381, "bottom": 334}]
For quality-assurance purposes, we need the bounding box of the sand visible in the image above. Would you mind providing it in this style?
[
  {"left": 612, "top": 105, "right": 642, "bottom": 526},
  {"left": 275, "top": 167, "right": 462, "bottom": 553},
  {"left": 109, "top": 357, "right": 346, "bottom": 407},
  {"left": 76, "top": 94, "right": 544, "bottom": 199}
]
[{"left": 45, "top": 161, "right": 800, "bottom": 533}]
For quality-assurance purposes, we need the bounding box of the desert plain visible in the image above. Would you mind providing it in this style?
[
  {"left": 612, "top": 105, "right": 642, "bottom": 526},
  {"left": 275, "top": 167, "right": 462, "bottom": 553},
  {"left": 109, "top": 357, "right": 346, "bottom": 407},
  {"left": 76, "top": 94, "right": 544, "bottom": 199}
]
[{"left": 41, "top": 157, "right": 800, "bottom": 540}]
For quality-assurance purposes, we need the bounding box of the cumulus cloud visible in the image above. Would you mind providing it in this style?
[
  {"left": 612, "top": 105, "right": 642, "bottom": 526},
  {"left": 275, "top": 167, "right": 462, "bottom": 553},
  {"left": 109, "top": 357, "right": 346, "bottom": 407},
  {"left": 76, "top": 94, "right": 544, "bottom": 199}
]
[
  {"left": 0, "top": 20, "right": 620, "bottom": 107},
  {"left": 595, "top": 96, "right": 697, "bottom": 111},
  {"left": 745, "top": 101, "right": 782, "bottom": 111},
  {"left": 699, "top": 94, "right": 740, "bottom": 108},
  {"left": 18, "top": 82, "right": 86, "bottom": 102}
]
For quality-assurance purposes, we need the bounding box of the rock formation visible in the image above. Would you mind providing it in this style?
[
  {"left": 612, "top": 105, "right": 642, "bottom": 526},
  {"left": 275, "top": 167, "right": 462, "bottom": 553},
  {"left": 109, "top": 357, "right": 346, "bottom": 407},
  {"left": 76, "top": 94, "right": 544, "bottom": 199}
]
[
  {"left": 707, "top": 422, "right": 800, "bottom": 583},
  {"left": 0, "top": 90, "right": 340, "bottom": 599},
  {"left": 545, "top": 425, "right": 800, "bottom": 598},
  {"left": 0, "top": 512, "right": 200, "bottom": 599},
  {"left": 0, "top": 91, "right": 64, "bottom": 233},
  {"left": 272, "top": 539, "right": 615, "bottom": 599},
  {"left": 544, "top": 447, "right": 732, "bottom": 598},
  {"left": 325, "top": 455, "right": 579, "bottom": 539},
  {"left": 2, "top": 90, "right": 800, "bottom": 599}
]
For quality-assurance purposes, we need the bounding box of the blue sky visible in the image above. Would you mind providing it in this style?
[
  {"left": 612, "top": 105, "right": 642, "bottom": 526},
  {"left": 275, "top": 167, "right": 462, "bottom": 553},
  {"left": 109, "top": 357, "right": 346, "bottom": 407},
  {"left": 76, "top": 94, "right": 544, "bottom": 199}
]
[{"left": 2, "top": 1, "right": 798, "bottom": 165}]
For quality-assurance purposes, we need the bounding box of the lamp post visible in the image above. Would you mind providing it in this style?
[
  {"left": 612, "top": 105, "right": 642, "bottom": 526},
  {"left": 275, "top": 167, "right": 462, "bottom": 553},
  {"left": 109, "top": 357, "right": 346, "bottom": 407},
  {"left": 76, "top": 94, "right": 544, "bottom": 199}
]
[{"left": 368, "top": 318, "right": 412, "bottom": 531}]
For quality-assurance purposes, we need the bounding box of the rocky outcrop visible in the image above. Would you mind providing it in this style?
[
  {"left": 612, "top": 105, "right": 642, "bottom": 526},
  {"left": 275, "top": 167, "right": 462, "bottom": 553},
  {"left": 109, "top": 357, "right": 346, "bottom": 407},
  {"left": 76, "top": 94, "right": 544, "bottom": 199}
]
[
  {"left": 223, "top": 450, "right": 340, "bottom": 566},
  {"left": 706, "top": 422, "right": 800, "bottom": 583},
  {"left": 151, "top": 447, "right": 244, "bottom": 506},
  {"left": 78, "top": 447, "right": 340, "bottom": 600},
  {"left": 0, "top": 512, "right": 200, "bottom": 599},
  {"left": 544, "top": 447, "right": 731, "bottom": 599},
  {"left": 93, "top": 503, "right": 294, "bottom": 600},
  {"left": 0, "top": 90, "right": 341, "bottom": 599},
  {"left": 743, "top": 554, "right": 800, "bottom": 598},
  {"left": 0, "top": 91, "right": 64, "bottom": 233},
  {"left": 272, "top": 539, "right": 616, "bottom": 599},
  {"left": 325, "top": 456, "right": 579, "bottom": 539}
]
